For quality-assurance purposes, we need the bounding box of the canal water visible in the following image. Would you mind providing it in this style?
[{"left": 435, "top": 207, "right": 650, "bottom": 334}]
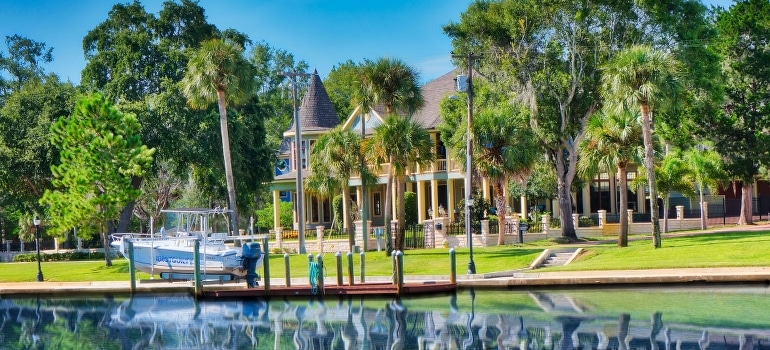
[{"left": 1, "top": 285, "right": 768, "bottom": 349}]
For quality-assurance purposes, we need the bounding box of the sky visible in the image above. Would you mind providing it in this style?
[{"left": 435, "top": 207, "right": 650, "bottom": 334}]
[{"left": 1, "top": 0, "right": 734, "bottom": 86}]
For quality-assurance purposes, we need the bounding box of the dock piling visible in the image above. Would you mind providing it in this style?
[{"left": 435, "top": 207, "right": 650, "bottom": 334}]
[
  {"left": 128, "top": 240, "right": 136, "bottom": 294},
  {"left": 335, "top": 252, "right": 343, "bottom": 286},
  {"left": 284, "top": 253, "right": 291, "bottom": 287},
  {"left": 360, "top": 251, "right": 365, "bottom": 283},
  {"left": 316, "top": 253, "right": 325, "bottom": 295},
  {"left": 193, "top": 240, "right": 201, "bottom": 297},
  {"left": 347, "top": 251, "right": 354, "bottom": 286},
  {"left": 449, "top": 248, "right": 456, "bottom": 285},
  {"left": 262, "top": 237, "right": 270, "bottom": 295}
]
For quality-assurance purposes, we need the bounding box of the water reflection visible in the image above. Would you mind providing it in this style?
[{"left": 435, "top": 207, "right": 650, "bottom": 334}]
[{"left": 1, "top": 286, "right": 769, "bottom": 349}]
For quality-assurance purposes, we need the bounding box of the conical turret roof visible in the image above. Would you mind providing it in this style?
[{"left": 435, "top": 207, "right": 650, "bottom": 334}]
[{"left": 288, "top": 69, "right": 339, "bottom": 132}]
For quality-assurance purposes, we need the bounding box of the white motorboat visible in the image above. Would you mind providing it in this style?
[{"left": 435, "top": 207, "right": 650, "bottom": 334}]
[{"left": 111, "top": 208, "right": 265, "bottom": 281}]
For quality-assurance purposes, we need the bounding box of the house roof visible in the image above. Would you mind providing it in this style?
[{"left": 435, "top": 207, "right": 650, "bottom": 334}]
[
  {"left": 411, "top": 69, "right": 462, "bottom": 129},
  {"left": 287, "top": 70, "right": 339, "bottom": 133}
]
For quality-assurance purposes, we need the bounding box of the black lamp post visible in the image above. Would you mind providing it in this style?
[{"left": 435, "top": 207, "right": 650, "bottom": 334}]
[{"left": 34, "top": 216, "right": 43, "bottom": 282}]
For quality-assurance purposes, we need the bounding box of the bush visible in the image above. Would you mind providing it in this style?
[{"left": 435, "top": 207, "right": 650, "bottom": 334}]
[
  {"left": 332, "top": 194, "right": 343, "bottom": 226},
  {"left": 13, "top": 251, "right": 106, "bottom": 262},
  {"left": 404, "top": 191, "right": 417, "bottom": 225},
  {"left": 255, "top": 201, "right": 294, "bottom": 230}
]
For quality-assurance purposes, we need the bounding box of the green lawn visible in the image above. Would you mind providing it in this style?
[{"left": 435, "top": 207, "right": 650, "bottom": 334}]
[
  {"left": 0, "top": 230, "right": 768, "bottom": 283},
  {"left": 546, "top": 230, "right": 770, "bottom": 271}
]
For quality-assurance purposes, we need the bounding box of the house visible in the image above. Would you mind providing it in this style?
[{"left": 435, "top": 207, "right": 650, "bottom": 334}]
[{"left": 267, "top": 68, "right": 767, "bottom": 237}]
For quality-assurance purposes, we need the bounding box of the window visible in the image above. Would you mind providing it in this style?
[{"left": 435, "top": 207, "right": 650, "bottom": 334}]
[
  {"left": 373, "top": 192, "right": 382, "bottom": 216},
  {"left": 322, "top": 197, "right": 331, "bottom": 223},
  {"left": 311, "top": 196, "right": 319, "bottom": 223}
]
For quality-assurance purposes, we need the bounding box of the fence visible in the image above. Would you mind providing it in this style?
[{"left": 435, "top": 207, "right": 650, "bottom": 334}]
[{"left": 593, "top": 195, "right": 770, "bottom": 227}]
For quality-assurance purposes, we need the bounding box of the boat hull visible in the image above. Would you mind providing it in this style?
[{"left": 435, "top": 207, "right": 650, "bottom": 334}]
[{"left": 112, "top": 236, "right": 257, "bottom": 278}]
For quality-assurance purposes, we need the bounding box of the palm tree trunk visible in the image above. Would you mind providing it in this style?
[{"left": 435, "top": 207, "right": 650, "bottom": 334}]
[
  {"left": 618, "top": 165, "right": 628, "bottom": 247},
  {"left": 396, "top": 176, "right": 406, "bottom": 251},
  {"left": 384, "top": 168, "right": 394, "bottom": 256},
  {"left": 342, "top": 186, "right": 354, "bottom": 249},
  {"left": 738, "top": 182, "right": 753, "bottom": 225},
  {"left": 698, "top": 186, "right": 706, "bottom": 230},
  {"left": 662, "top": 193, "right": 670, "bottom": 233},
  {"left": 640, "top": 102, "right": 661, "bottom": 248},
  {"left": 217, "top": 90, "right": 238, "bottom": 234},
  {"left": 495, "top": 179, "right": 507, "bottom": 245}
]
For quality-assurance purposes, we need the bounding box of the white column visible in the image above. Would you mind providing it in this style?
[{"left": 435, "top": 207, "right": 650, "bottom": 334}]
[{"left": 272, "top": 190, "right": 281, "bottom": 230}]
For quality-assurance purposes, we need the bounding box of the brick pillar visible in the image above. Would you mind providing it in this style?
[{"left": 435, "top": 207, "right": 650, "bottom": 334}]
[
  {"left": 316, "top": 226, "right": 324, "bottom": 253},
  {"left": 597, "top": 210, "right": 607, "bottom": 228}
]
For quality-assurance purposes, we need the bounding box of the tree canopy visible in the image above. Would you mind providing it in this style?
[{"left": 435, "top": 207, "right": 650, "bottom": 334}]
[{"left": 41, "top": 93, "right": 155, "bottom": 265}]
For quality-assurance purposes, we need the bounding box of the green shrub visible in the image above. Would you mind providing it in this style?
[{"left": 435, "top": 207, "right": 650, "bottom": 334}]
[
  {"left": 404, "top": 191, "right": 417, "bottom": 225},
  {"left": 13, "top": 251, "right": 106, "bottom": 262},
  {"left": 332, "top": 194, "right": 343, "bottom": 226},
  {"left": 255, "top": 201, "right": 294, "bottom": 230}
]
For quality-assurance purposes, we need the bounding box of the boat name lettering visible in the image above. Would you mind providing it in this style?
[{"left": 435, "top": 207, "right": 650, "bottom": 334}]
[{"left": 155, "top": 256, "right": 194, "bottom": 265}]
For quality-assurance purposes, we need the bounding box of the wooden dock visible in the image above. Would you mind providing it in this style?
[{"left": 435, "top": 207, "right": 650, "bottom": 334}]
[{"left": 203, "top": 281, "right": 456, "bottom": 298}]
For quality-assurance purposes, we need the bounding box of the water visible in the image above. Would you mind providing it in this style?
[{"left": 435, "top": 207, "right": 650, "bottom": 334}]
[{"left": 1, "top": 285, "right": 769, "bottom": 349}]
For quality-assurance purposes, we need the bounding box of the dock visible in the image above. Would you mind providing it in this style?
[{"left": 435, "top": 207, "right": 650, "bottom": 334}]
[{"left": 204, "top": 280, "right": 456, "bottom": 298}]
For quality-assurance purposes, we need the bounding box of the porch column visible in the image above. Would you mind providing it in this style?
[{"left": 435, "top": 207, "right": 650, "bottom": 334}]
[
  {"left": 392, "top": 182, "right": 397, "bottom": 221},
  {"left": 448, "top": 180, "right": 456, "bottom": 222},
  {"left": 431, "top": 179, "right": 439, "bottom": 218},
  {"left": 582, "top": 183, "right": 591, "bottom": 216},
  {"left": 482, "top": 178, "right": 490, "bottom": 202},
  {"left": 417, "top": 180, "right": 427, "bottom": 222},
  {"left": 609, "top": 171, "right": 617, "bottom": 214},
  {"left": 520, "top": 195, "right": 527, "bottom": 220},
  {"left": 272, "top": 190, "right": 281, "bottom": 230},
  {"left": 637, "top": 189, "right": 646, "bottom": 214},
  {"left": 356, "top": 186, "right": 363, "bottom": 218}
]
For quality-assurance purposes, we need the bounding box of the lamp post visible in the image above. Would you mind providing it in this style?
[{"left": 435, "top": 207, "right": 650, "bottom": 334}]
[
  {"left": 453, "top": 51, "right": 481, "bottom": 274},
  {"left": 280, "top": 69, "right": 311, "bottom": 255},
  {"left": 34, "top": 216, "right": 43, "bottom": 282}
]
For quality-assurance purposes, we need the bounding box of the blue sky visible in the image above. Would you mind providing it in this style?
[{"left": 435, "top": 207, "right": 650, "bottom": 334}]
[{"left": 1, "top": 0, "right": 734, "bottom": 85}]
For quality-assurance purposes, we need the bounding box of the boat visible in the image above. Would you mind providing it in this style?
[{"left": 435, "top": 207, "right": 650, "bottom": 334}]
[{"left": 111, "top": 208, "right": 265, "bottom": 282}]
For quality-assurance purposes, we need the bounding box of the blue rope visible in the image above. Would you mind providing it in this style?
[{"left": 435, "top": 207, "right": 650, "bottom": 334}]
[{"left": 309, "top": 261, "right": 319, "bottom": 295}]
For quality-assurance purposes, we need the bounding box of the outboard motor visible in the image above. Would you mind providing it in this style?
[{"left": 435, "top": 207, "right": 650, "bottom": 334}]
[{"left": 242, "top": 242, "right": 262, "bottom": 288}]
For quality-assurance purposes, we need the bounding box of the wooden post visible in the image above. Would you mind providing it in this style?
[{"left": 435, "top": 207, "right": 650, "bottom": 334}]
[
  {"left": 284, "top": 253, "right": 291, "bottom": 287},
  {"left": 347, "top": 251, "right": 354, "bottom": 286},
  {"left": 395, "top": 250, "right": 404, "bottom": 295},
  {"left": 193, "top": 239, "right": 201, "bottom": 297},
  {"left": 128, "top": 240, "right": 136, "bottom": 294},
  {"left": 335, "top": 252, "right": 343, "bottom": 286},
  {"left": 316, "top": 253, "right": 325, "bottom": 295},
  {"left": 360, "top": 251, "right": 366, "bottom": 283},
  {"left": 449, "top": 248, "right": 456, "bottom": 285},
  {"left": 262, "top": 237, "right": 270, "bottom": 295}
]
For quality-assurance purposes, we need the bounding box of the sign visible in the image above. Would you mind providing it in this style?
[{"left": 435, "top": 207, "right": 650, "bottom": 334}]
[{"left": 519, "top": 222, "right": 529, "bottom": 231}]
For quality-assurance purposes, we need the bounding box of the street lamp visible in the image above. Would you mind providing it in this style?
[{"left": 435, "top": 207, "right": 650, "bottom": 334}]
[
  {"left": 452, "top": 51, "right": 481, "bottom": 275},
  {"left": 34, "top": 216, "right": 43, "bottom": 282}
]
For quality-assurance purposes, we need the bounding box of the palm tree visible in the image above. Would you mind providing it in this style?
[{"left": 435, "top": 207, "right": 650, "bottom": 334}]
[
  {"left": 578, "top": 111, "right": 643, "bottom": 247},
  {"left": 354, "top": 57, "right": 425, "bottom": 254},
  {"left": 366, "top": 115, "right": 434, "bottom": 252},
  {"left": 181, "top": 38, "right": 255, "bottom": 233},
  {"left": 456, "top": 105, "right": 538, "bottom": 245},
  {"left": 601, "top": 45, "right": 681, "bottom": 248},
  {"left": 306, "top": 127, "right": 376, "bottom": 249},
  {"left": 683, "top": 147, "right": 726, "bottom": 230}
]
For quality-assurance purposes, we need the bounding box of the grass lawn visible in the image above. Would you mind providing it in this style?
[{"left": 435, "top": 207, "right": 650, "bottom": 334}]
[
  {"left": 546, "top": 230, "right": 770, "bottom": 271},
  {"left": 0, "top": 229, "right": 768, "bottom": 282}
]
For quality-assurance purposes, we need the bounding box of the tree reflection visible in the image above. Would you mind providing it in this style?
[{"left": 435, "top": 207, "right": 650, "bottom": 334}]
[{"left": 0, "top": 289, "right": 768, "bottom": 350}]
